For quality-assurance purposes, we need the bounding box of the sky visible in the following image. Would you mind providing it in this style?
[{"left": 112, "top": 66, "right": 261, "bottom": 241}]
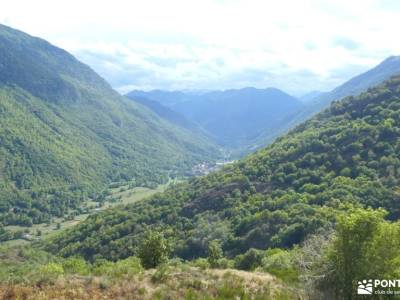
[{"left": 1, "top": 0, "right": 400, "bottom": 96}]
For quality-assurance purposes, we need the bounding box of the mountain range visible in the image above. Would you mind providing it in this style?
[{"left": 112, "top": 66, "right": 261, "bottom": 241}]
[
  {"left": 127, "top": 88, "right": 303, "bottom": 152},
  {"left": 127, "top": 56, "right": 400, "bottom": 155}
]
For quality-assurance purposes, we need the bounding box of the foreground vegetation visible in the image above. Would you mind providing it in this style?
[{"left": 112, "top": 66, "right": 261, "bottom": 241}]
[
  {"left": 0, "top": 246, "right": 295, "bottom": 299},
  {"left": 1, "top": 208, "right": 399, "bottom": 299},
  {"left": 0, "top": 270, "right": 292, "bottom": 300}
]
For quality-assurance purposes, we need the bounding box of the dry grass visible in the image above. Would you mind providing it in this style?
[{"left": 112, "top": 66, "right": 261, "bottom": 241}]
[{"left": 0, "top": 267, "right": 303, "bottom": 300}]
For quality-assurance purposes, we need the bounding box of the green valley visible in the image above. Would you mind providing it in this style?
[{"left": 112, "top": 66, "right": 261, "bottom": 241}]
[{"left": 0, "top": 24, "right": 220, "bottom": 230}]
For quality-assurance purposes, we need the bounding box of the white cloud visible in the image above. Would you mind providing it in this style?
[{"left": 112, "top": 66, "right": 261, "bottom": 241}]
[{"left": 1, "top": 0, "right": 400, "bottom": 95}]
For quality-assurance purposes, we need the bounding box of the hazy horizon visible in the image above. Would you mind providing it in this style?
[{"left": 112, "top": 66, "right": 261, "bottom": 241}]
[{"left": 2, "top": 0, "right": 400, "bottom": 96}]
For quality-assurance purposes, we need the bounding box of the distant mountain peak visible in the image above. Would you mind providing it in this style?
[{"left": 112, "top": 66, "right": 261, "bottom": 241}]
[{"left": 383, "top": 55, "right": 400, "bottom": 63}]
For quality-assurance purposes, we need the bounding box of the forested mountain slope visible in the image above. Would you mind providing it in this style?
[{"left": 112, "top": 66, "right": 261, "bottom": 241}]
[
  {"left": 0, "top": 24, "right": 219, "bottom": 226},
  {"left": 128, "top": 88, "right": 303, "bottom": 151},
  {"left": 46, "top": 75, "right": 400, "bottom": 261}
]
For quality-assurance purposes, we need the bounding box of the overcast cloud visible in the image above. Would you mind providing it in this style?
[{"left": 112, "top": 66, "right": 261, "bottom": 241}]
[{"left": 1, "top": 0, "right": 400, "bottom": 95}]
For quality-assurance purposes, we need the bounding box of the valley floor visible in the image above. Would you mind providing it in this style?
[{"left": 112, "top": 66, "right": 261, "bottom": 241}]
[{"left": 2, "top": 182, "right": 170, "bottom": 247}]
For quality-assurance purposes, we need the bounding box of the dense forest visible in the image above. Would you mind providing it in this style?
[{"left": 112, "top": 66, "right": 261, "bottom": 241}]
[
  {"left": 46, "top": 75, "right": 400, "bottom": 265},
  {"left": 0, "top": 24, "right": 220, "bottom": 228}
]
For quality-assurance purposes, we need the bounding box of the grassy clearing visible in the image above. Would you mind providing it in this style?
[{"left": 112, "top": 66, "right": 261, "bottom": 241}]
[
  {"left": 104, "top": 182, "right": 170, "bottom": 207},
  {"left": 3, "top": 182, "right": 170, "bottom": 245}
]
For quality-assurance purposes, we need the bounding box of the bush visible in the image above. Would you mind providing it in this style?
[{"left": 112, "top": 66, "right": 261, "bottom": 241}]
[
  {"left": 38, "top": 262, "right": 64, "bottom": 283},
  {"left": 190, "top": 258, "right": 210, "bottom": 270},
  {"left": 138, "top": 231, "right": 170, "bottom": 269},
  {"left": 111, "top": 256, "right": 143, "bottom": 278},
  {"left": 217, "top": 257, "right": 234, "bottom": 269},
  {"left": 92, "top": 256, "right": 142, "bottom": 278},
  {"left": 234, "top": 248, "right": 264, "bottom": 270},
  {"left": 62, "top": 257, "right": 90, "bottom": 275},
  {"left": 207, "top": 240, "right": 223, "bottom": 268},
  {"left": 165, "top": 257, "right": 183, "bottom": 267},
  {"left": 260, "top": 248, "right": 298, "bottom": 283},
  {"left": 92, "top": 259, "right": 114, "bottom": 276},
  {"left": 151, "top": 264, "right": 170, "bottom": 283},
  {"left": 319, "top": 208, "right": 400, "bottom": 299}
]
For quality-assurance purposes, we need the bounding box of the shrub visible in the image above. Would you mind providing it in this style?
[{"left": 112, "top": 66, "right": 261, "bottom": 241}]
[
  {"left": 62, "top": 257, "right": 90, "bottom": 275},
  {"left": 207, "top": 240, "right": 223, "bottom": 268},
  {"left": 319, "top": 208, "right": 400, "bottom": 299},
  {"left": 111, "top": 256, "right": 143, "bottom": 278},
  {"left": 92, "top": 256, "right": 142, "bottom": 278},
  {"left": 260, "top": 248, "right": 298, "bottom": 283},
  {"left": 151, "top": 264, "right": 170, "bottom": 283},
  {"left": 190, "top": 258, "right": 210, "bottom": 270},
  {"left": 234, "top": 248, "right": 264, "bottom": 270},
  {"left": 138, "top": 231, "right": 170, "bottom": 269},
  {"left": 217, "top": 257, "right": 234, "bottom": 269},
  {"left": 92, "top": 259, "right": 114, "bottom": 276},
  {"left": 38, "top": 262, "right": 64, "bottom": 283}
]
